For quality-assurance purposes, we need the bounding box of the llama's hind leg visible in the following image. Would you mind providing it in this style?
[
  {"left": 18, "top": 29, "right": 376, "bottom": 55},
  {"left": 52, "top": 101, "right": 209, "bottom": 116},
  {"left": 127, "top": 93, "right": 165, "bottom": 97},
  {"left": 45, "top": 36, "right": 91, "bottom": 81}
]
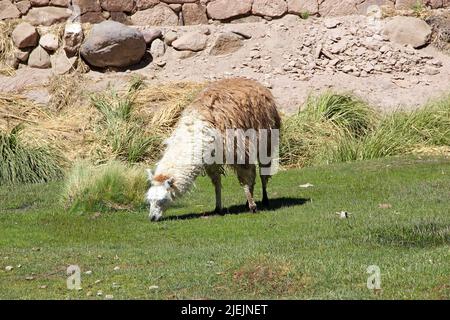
[
  {"left": 236, "top": 165, "right": 257, "bottom": 213},
  {"left": 259, "top": 164, "right": 272, "bottom": 207},
  {"left": 206, "top": 165, "right": 222, "bottom": 213}
]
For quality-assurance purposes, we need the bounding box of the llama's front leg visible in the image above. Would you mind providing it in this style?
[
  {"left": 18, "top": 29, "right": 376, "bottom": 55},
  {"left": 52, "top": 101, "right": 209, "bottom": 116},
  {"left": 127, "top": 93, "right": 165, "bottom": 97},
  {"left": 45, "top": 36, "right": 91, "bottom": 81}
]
[
  {"left": 206, "top": 166, "right": 222, "bottom": 213},
  {"left": 237, "top": 165, "right": 257, "bottom": 213}
]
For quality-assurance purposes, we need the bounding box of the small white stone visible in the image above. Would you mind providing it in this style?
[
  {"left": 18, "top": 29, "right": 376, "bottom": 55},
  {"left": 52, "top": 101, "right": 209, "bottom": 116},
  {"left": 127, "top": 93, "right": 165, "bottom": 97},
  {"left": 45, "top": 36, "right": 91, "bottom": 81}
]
[{"left": 5, "top": 266, "right": 13, "bottom": 271}]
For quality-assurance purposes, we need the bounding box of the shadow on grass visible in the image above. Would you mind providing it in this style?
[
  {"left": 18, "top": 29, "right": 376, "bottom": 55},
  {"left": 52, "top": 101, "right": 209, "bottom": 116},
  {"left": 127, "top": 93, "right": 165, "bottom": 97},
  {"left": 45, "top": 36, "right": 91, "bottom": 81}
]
[{"left": 161, "top": 197, "right": 310, "bottom": 221}]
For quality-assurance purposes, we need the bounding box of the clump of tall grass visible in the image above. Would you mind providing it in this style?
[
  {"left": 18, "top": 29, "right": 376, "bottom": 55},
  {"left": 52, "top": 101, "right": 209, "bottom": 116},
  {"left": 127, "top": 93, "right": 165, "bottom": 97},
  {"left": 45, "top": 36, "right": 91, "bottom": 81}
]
[
  {"left": 91, "top": 76, "right": 162, "bottom": 163},
  {"left": 62, "top": 161, "right": 148, "bottom": 212},
  {"left": 280, "top": 92, "right": 375, "bottom": 167},
  {"left": 0, "top": 124, "right": 65, "bottom": 184},
  {"left": 280, "top": 92, "right": 450, "bottom": 167}
]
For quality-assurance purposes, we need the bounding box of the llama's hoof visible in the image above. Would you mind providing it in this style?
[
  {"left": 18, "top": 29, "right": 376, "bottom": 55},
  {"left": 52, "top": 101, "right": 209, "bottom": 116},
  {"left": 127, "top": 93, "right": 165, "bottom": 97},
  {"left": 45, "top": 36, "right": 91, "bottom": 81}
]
[
  {"left": 214, "top": 207, "right": 223, "bottom": 214},
  {"left": 249, "top": 205, "right": 257, "bottom": 213}
]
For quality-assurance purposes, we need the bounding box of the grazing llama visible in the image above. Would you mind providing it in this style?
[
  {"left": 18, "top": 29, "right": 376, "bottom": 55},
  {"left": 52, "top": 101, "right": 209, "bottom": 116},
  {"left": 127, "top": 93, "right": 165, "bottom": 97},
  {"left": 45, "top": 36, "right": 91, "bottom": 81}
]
[{"left": 146, "top": 78, "right": 281, "bottom": 221}]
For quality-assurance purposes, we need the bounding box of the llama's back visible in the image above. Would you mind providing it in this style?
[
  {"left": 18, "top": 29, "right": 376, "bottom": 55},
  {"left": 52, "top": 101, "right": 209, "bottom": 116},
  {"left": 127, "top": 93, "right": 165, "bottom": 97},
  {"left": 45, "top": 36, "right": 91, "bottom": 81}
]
[{"left": 187, "top": 78, "right": 281, "bottom": 133}]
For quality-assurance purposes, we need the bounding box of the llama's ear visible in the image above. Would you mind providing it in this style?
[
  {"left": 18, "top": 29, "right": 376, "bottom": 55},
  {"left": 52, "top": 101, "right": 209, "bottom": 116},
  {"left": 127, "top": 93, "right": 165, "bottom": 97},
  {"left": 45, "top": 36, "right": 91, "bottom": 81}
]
[
  {"left": 146, "top": 169, "right": 153, "bottom": 182},
  {"left": 164, "top": 177, "right": 175, "bottom": 189}
]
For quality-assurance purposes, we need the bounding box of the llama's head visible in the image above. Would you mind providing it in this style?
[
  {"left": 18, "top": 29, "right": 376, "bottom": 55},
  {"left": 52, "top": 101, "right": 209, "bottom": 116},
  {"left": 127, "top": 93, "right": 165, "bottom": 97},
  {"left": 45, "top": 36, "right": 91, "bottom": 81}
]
[{"left": 146, "top": 169, "right": 175, "bottom": 221}]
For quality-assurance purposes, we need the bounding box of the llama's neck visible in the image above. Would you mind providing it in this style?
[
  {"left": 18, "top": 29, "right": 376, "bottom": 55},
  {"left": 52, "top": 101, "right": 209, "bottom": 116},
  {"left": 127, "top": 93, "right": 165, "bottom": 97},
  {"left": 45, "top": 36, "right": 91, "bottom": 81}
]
[{"left": 154, "top": 111, "right": 211, "bottom": 198}]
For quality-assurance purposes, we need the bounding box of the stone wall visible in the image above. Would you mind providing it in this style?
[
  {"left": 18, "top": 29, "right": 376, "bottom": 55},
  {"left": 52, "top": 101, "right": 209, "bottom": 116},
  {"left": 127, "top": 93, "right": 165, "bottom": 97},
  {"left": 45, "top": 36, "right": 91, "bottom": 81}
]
[{"left": 1, "top": 0, "right": 449, "bottom": 26}]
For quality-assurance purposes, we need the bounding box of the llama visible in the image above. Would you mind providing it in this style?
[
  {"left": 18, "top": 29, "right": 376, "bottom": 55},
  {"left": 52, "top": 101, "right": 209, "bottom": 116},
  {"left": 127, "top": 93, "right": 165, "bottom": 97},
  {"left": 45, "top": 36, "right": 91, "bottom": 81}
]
[{"left": 146, "top": 78, "right": 281, "bottom": 221}]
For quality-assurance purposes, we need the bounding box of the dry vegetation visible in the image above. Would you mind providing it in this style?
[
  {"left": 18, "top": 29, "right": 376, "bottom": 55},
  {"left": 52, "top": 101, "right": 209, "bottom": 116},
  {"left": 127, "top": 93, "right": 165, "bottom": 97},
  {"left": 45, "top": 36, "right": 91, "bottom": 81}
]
[{"left": 0, "top": 77, "right": 204, "bottom": 164}]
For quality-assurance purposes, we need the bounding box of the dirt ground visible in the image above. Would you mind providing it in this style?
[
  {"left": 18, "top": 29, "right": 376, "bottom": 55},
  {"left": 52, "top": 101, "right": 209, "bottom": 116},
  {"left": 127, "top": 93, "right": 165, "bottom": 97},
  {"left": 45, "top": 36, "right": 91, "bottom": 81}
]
[{"left": 1, "top": 14, "right": 449, "bottom": 114}]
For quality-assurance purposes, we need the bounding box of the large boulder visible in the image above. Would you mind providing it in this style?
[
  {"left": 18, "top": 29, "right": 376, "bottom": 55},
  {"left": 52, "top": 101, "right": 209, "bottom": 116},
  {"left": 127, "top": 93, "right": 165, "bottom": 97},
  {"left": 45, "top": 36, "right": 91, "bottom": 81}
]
[
  {"left": 319, "top": 0, "right": 359, "bottom": 16},
  {"left": 72, "top": 0, "right": 101, "bottom": 14},
  {"left": 287, "top": 0, "right": 319, "bottom": 15},
  {"left": 383, "top": 16, "right": 432, "bottom": 48},
  {"left": 80, "top": 21, "right": 146, "bottom": 68},
  {"left": 182, "top": 3, "right": 208, "bottom": 25},
  {"left": 206, "top": 0, "right": 253, "bottom": 20},
  {"left": 131, "top": 3, "right": 179, "bottom": 26},
  {"left": 209, "top": 32, "right": 243, "bottom": 55},
  {"left": 0, "top": 0, "right": 21, "bottom": 20},
  {"left": 15, "top": 1, "right": 31, "bottom": 14},
  {"left": 172, "top": 32, "right": 208, "bottom": 51},
  {"left": 135, "top": 0, "right": 160, "bottom": 10},
  {"left": 24, "top": 6, "right": 72, "bottom": 26},
  {"left": 100, "top": 0, "right": 135, "bottom": 12},
  {"left": 252, "top": 0, "right": 287, "bottom": 18},
  {"left": 28, "top": 45, "right": 51, "bottom": 68},
  {"left": 12, "top": 22, "right": 39, "bottom": 48}
]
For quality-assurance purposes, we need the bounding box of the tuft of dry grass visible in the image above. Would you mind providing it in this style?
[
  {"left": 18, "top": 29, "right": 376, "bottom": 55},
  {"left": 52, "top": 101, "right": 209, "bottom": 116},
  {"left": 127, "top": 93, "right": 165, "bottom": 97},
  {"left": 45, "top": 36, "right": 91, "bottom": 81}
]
[
  {"left": 0, "top": 20, "right": 22, "bottom": 76},
  {"left": 48, "top": 73, "right": 86, "bottom": 110}
]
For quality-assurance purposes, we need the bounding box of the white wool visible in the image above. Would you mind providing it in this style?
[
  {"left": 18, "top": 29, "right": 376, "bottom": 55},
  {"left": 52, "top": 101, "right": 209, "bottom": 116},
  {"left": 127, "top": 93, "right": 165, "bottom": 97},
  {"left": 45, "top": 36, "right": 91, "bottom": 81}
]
[{"left": 153, "top": 110, "right": 214, "bottom": 198}]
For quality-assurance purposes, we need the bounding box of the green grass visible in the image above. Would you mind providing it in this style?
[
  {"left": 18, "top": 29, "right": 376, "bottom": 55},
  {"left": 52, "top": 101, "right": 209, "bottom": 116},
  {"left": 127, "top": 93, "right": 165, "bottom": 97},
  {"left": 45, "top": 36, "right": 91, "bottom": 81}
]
[
  {"left": 0, "top": 124, "right": 65, "bottom": 185},
  {"left": 0, "top": 156, "right": 449, "bottom": 299}
]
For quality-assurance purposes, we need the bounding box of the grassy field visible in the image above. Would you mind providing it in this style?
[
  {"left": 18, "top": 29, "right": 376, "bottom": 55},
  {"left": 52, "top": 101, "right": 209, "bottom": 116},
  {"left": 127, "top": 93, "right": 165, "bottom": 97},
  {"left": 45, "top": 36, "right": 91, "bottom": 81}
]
[{"left": 0, "top": 156, "right": 449, "bottom": 299}]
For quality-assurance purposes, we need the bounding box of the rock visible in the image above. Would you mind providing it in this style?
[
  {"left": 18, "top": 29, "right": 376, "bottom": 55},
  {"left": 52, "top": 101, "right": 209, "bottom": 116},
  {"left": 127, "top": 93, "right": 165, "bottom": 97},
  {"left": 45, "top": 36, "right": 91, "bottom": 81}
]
[
  {"left": 182, "top": 3, "right": 208, "bottom": 25},
  {"left": 5, "top": 266, "right": 14, "bottom": 271},
  {"left": 161, "top": 0, "right": 197, "bottom": 3},
  {"left": 135, "top": 0, "right": 159, "bottom": 10},
  {"left": 150, "top": 38, "right": 165, "bottom": 58},
  {"left": 172, "top": 32, "right": 208, "bottom": 51},
  {"left": 80, "top": 12, "right": 106, "bottom": 23},
  {"left": 51, "top": 50, "right": 77, "bottom": 74},
  {"left": 30, "top": 0, "right": 48, "bottom": 6},
  {"left": 12, "top": 22, "right": 39, "bottom": 48},
  {"left": 131, "top": 3, "right": 179, "bottom": 26},
  {"left": 100, "top": 0, "right": 134, "bottom": 12},
  {"left": 50, "top": 0, "right": 70, "bottom": 7},
  {"left": 168, "top": 3, "right": 181, "bottom": 12},
  {"left": 28, "top": 45, "right": 51, "bottom": 68},
  {"left": 206, "top": 0, "right": 253, "bottom": 20},
  {"left": 252, "top": 0, "right": 287, "bottom": 18},
  {"left": 395, "top": 0, "right": 419, "bottom": 9},
  {"left": 39, "top": 33, "right": 58, "bottom": 51},
  {"left": 16, "top": 1, "right": 31, "bottom": 14},
  {"left": 0, "top": 0, "right": 21, "bottom": 20},
  {"left": 142, "top": 29, "right": 162, "bottom": 44},
  {"left": 80, "top": 21, "right": 146, "bottom": 68},
  {"left": 110, "top": 11, "right": 131, "bottom": 25},
  {"left": 64, "top": 22, "right": 83, "bottom": 56},
  {"left": 164, "top": 30, "right": 177, "bottom": 45},
  {"left": 324, "top": 18, "right": 340, "bottom": 29},
  {"left": 319, "top": 0, "right": 359, "bottom": 16},
  {"left": 209, "top": 32, "right": 243, "bottom": 55},
  {"left": 14, "top": 47, "right": 31, "bottom": 62},
  {"left": 383, "top": 16, "right": 432, "bottom": 48},
  {"left": 287, "top": 0, "right": 318, "bottom": 15},
  {"left": 72, "top": 0, "right": 101, "bottom": 14},
  {"left": 105, "top": 294, "right": 114, "bottom": 300},
  {"left": 24, "top": 6, "right": 72, "bottom": 26},
  {"left": 423, "top": 66, "right": 440, "bottom": 75}
]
